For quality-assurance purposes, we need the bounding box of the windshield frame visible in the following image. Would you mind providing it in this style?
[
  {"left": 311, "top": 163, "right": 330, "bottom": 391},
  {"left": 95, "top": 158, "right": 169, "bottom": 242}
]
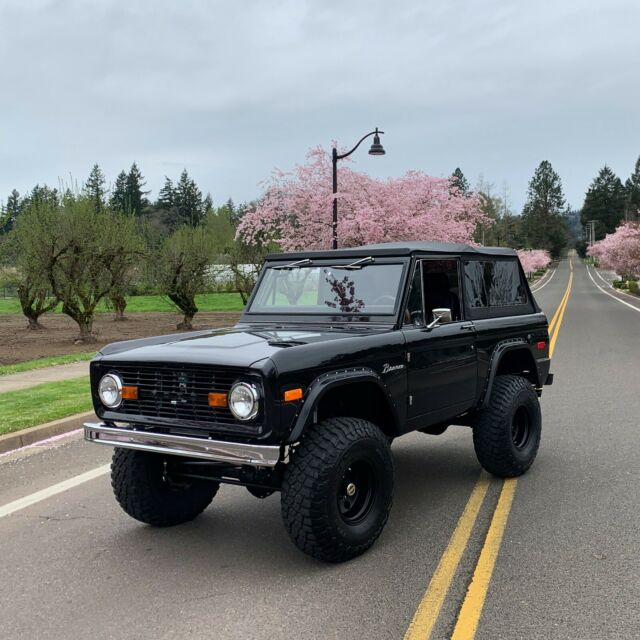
[{"left": 241, "top": 256, "right": 411, "bottom": 325}]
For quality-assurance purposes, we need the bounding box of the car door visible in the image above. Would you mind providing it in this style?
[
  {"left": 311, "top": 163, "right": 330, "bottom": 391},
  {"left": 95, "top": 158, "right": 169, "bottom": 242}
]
[{"left": 402, "top": 258, "right": 478, "bottom": 428}]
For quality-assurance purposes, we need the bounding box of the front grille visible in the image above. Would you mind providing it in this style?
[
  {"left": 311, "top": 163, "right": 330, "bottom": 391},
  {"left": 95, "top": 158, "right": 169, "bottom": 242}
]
[{"left": 96, "top": 363, "right": 259, "bottom": 429}]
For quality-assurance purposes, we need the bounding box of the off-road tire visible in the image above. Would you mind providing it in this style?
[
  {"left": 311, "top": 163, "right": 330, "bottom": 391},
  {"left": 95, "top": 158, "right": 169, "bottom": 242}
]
[
  {"left": 281, "top": 417, "right": 394, "bottom": 563},
  {"left": 473, "top": 374, "right": 541, "bottom": 477},
  {"left": 111, "top": 449, "right": 219, "bottom": 527}
]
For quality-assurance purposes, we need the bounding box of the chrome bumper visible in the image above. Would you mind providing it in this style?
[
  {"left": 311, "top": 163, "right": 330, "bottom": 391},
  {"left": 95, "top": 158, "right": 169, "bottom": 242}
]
[{"left": 84, "top": 423, "right": 281, "bottom": 467}]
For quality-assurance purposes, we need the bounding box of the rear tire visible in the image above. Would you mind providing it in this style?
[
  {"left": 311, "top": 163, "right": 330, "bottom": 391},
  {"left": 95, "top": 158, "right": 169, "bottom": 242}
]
[
  {"left": 111, "top": 449, "right": 219, "bottom": 527},
  {"left": 281, "top": 417, "right": 394, "bottom": 563},
  {"left": 472, "top": 375, "right": 541, "bottom": 477}
]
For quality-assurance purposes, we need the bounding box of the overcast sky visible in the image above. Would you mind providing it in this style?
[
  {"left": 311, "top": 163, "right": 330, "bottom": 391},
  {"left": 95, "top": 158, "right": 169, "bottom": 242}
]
[{"left": 1, "top": 0, "right": 639, "bottom": 212}]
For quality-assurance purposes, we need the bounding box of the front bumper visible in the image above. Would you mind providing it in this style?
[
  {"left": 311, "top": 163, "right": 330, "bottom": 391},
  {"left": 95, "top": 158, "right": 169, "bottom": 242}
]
[{"left": 84, "top": 423, "right": 281, "bottom": 467}]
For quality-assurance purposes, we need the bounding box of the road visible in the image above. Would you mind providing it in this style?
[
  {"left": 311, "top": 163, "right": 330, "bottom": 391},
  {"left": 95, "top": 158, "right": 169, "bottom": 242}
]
[{"left": 1, "top": 258, "right": 638, "bottom": 640}]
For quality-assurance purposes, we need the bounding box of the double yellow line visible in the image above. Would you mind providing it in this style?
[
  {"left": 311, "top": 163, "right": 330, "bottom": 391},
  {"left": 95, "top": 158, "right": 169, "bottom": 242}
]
[{"left": 404, "top": 260, "right": 573, "bottom": 640}]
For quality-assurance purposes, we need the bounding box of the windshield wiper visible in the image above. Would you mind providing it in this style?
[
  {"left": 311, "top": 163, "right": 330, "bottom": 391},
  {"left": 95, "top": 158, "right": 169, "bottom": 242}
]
[
  {"left": 329, "top": 256, "right": 375, "bottom": 270},
  {"left": 272, "top": 258, "right": 313, "bottom": 270}
]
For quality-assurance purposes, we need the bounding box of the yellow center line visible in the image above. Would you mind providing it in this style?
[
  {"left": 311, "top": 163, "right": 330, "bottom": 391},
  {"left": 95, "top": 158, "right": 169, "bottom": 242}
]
[
  {"left": 403, "top": 259, "right": 574, "bottom": 640},
  {"left": 450, "top": 479, "right": 517, "bottom": 640},
  {"left": 403, "top": 474, "right": 491, "bottom": 640}
]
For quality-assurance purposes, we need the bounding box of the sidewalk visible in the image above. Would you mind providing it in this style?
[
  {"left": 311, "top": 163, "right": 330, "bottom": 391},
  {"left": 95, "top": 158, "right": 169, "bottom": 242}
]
[{"left": 0, "top": 361, "right": 90, "bottom": 394}]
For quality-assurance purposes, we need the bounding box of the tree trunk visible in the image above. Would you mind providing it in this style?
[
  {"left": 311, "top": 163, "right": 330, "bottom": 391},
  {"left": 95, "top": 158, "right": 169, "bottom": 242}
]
[
  {"left": 177, "top": 313, "right": 194, "bottom": 331},
  {"left": 111, "top": 294, "right": 127, "bottom": 321},
  {"left": 26, "top": 314, "right": 44, "bottom": 330},
  {"left": 75, "top": 316, "right": 97, "bottom": 343}
]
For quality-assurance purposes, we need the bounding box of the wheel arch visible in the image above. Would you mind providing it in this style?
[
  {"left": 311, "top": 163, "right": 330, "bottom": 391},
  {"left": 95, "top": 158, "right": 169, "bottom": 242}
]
[
  {"left": 481, "top": 341, "right": 541, "bottom": 408},
  {"left": 287, "top": 369, "right": 402, "bottom": 442}
]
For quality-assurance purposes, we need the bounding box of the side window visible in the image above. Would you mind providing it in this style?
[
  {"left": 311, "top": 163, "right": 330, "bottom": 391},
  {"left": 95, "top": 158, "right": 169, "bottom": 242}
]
[
  {"left": 422, "top": 259, "right": 462, "bottom": 323},
  {"left": 487, "top": 260, "right": 527, "bottom": 306},
  {"left": 403, "top": 265, "right": 424, "bottom": 326},
  {"left": 463, "top": 261, "right": 488, "bottom": 309}
]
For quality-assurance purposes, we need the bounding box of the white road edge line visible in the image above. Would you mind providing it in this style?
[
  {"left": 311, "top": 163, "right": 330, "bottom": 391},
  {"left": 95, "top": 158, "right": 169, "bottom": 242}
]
[
  {"left": 592, "top": 266, "right": 640, "bottom": 301},
  {"left": 586, "top": 265, "right": 640, "bottom": 313},
  {"left": 0, "top": 464, "right": 110, "bottom": 519},
  {"left": 531, "top": 268, "right": 556, "bottom": 293}
]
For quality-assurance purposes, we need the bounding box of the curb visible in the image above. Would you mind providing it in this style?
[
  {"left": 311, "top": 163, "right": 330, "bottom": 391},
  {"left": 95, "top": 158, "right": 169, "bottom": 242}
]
[{"left": 0, "top": 411, "right": 96, "bottom": 455}]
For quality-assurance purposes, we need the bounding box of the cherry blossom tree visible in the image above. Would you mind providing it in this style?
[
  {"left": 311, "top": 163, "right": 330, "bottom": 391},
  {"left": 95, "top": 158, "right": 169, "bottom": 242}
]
[
  {"left": 237, "top": 147, "right": 489, "bottom": 251},
  {"left": 588, "top": 222, "right": 640, "bottom": 279},
  {"left": 517, "top": 249, "right": 551, "bottom": 276}
]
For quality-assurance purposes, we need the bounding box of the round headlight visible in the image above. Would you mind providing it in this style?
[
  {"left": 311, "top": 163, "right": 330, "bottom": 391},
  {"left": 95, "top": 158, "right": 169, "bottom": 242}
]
[
  {"left": 228, "top": 382, "right": 259, "bottom": 421},
  {"left": 98, "top": 373, "right": 123, "bottom": 408}
]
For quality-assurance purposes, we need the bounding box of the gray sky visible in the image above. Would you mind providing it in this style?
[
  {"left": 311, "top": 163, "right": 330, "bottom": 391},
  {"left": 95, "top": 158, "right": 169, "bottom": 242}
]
[{"left": 1, "top": 0, "right": 639, "bottom": 212}]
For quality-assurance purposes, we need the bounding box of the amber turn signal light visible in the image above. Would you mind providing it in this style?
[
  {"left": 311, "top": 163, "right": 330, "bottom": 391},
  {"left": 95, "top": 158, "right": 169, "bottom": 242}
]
[
  {"left": 122, "top": 385, "right": 138, "bottom": 400},
  {"left": 283, "top": 388, "right": 303, "bottom": 402},
  {"left": 208, "top": 392, "right": 228, "bottom": 408}
]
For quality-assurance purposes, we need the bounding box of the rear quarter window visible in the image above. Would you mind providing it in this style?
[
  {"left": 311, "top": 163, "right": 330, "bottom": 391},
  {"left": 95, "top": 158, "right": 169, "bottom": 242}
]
[{"left": 463, "top": 258, "right": 533, "bottom": 319}]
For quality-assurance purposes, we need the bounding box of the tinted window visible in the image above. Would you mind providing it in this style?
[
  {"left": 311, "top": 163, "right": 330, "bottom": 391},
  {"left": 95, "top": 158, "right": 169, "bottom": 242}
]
[
  {"left": 463, "top": 261, "right": 488, "bottom": 308},
  {"left": 488, "top": 261, "right": 527, "bottom": 306},
  {"left": 404, "top": 265, "right": 424, "bottom": 326}
]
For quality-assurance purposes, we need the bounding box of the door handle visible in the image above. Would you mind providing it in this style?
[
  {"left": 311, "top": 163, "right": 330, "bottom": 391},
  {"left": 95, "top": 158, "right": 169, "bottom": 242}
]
[{"left": 460, "top": 323, "right": 475, "bottom": 331}]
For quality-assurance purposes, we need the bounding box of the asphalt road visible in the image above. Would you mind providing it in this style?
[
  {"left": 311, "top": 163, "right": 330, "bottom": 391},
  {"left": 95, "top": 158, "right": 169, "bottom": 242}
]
[{"left": 1, "top": 258, "right": 638, "bottom": 640}]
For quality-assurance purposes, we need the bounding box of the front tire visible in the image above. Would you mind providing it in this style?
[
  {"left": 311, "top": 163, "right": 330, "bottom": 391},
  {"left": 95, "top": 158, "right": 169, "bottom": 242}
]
[
  {"left": 472, "top": 375, "right": 542, "bottom": 477},
  {"left": 111, "top": 449, "right": 219, "bottom": 527},
  {"left": 281, "top": 417, "right": 394, "bottom": 563}
]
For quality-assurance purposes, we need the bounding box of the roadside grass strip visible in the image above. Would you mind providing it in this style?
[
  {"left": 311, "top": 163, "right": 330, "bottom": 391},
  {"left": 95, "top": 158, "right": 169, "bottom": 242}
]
[
  {"left": 0, "top": 292, "right": 244, "bottom": 315},
  {"left": 0, "top": 352, "right": 95, "bottom": 376},
  {"left": 405, "top": 263, "right": 573, "bottom": 639},
  {"left": 0, "top": 377, "right": 91, "bottom": 435}
]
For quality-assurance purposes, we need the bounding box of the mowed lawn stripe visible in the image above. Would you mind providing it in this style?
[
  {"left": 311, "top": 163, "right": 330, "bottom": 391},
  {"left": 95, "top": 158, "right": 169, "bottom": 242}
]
[{"left": 0, "top": 377, "right": 91, "bottom": 435}]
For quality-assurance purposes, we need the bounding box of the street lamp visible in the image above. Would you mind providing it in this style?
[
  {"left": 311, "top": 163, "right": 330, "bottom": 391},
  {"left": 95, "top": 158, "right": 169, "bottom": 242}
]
[{"left": 332, "top": 127, "right": 385, "bottom": 249}]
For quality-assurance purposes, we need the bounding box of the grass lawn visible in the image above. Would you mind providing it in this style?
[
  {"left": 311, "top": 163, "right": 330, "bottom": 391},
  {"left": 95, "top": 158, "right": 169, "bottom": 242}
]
[
  {"left": 0, "top": 352, "right": 95, "bottom": 376},
  {"left": 0, "top": 377, "right": 92, "bottom": 436},
  {"left": 0, "top": 292, "right": 245, "bottom": 315}
]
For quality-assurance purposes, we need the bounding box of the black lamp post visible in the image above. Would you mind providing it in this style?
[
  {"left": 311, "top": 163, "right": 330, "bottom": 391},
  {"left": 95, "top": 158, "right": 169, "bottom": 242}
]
[{"left": 332, "top": 127, "right": 385, "bottom": 249}]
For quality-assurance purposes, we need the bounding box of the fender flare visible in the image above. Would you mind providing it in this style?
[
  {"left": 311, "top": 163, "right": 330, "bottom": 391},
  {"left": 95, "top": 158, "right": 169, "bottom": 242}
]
[
  {"left": 287, "top": 367, "right": 402, "bottom": 443},
  {"left": 480, "top": 339, "right": 540, "bottom": 408}
]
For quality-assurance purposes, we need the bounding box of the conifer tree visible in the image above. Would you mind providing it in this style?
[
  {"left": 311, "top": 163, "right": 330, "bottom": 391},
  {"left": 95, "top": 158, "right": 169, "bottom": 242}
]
[
  {"left": 1, "top": 189, "right": 23, "bottom": 234},
  {"left": 451, "top": 167, "right": 471, "bottom": 196},
  {"left": 521, "top": 161, "right": 567, "bottom": 258},
  {"left": 624, "top": 156, "right": 640, "bottom": 221},
  {"left": 173, "top": 169, "right": 204, "bottom": 227},
  {"left": 125, "top": 162, "right": 149, "bottom": 216},
  {"left": 110, "top": 171, "right": 128, "bottom": 213},
  {"left": 157, "top": 177, "right": 175, "bottom": 209},
  {"left": 581, "top": 165, "right": 626, "bottom": 238},
  {"left": 84, "top": 163, "right": 106, "bottom": 212}
]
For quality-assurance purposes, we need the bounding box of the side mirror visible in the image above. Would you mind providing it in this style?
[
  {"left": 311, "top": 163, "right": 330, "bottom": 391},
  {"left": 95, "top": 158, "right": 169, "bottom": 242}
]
[{"left": 426, "top": 307, "right": 452, "bottom": 329}]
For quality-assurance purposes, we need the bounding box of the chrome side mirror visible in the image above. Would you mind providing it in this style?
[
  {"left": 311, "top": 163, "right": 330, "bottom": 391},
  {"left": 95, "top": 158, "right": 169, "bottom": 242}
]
[{"left": 426, "top": 307, "right": 452, "bottom": 329}]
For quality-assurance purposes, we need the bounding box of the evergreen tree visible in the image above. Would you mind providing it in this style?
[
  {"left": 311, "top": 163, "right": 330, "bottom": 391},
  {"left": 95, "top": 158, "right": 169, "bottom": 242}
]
[
  {"left": 1, "top": 189, "right": 22, "bottom": 234},
  {"left": 110, "top": 171, "right": 128, "bottom": 213},
  {"left": 624, "top": 156, "right": 640, "bottom": 221},
  {"left": 203, "top": 193, "right": 214, "bottom": 213},
  {"left": 521, "top": 161, "right": 568, "bottom": 258},
  {"left": 173, "top": 169, "right": 204, "bottom": 228},
  {"left": 157, "top": 177, "right": 175, "bottom": 209},
  {"left": 84, "top": 163, "right": 106, "bottom": 212},
  {"left": 581, "top": 165, "right": 626, "bottom": 238},
  {"left": 451, "top": 167, "right": 471, "bottom": 196},
  {"left": 125, "top": 162, "right": 149, "bottom": 216}
]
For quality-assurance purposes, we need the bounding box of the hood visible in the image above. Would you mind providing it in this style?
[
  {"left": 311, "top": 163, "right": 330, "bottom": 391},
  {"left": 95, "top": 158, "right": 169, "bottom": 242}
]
[{"left": 96, "top": 324, "right": 385, "bottom": 369}]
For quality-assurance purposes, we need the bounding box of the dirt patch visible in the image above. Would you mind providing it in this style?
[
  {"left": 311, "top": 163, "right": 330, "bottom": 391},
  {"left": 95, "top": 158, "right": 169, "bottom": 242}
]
[{"left": 0, "top": 312, "right": 241, "bottom": 365}]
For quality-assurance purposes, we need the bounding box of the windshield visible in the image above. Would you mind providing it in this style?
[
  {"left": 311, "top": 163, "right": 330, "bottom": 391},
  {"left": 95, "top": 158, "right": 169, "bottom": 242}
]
[{"left": 248, "top": 263, "right": 406, "bottom": 316}]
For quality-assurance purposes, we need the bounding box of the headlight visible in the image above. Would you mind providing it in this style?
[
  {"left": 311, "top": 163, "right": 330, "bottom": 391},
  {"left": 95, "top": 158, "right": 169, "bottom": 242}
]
[
  {"left": 98, "top": 373, "right": 123, "bottom": 408},
  {"left": 228, "top": 382, "right": 259, "bottom": 421}
]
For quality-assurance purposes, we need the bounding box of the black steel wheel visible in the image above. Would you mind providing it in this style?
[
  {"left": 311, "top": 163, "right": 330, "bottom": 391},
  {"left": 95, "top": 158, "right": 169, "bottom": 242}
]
[
  {"left": 111, "top": 449, "right": 219, "bottom": 527},
  {"left": 281, "top": 417, "right": 394, "bottom": 563},
  {"left": 472, "top": 374, "right": 542, "bottom": 477}
]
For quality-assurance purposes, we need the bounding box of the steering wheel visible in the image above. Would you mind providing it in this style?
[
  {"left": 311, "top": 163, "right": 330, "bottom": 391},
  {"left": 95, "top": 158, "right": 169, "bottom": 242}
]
[{"left": 372, "top": 295, "right": 396, "bottom": 306}]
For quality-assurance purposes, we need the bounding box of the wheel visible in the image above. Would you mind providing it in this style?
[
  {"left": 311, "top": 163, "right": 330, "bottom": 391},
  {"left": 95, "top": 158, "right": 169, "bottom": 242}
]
[
  {"left": 111, "top": 449, "right": 219, "bottom": 527},
  {"left": 472, "top": 375, "right": 541, "bottom": 477},
  {"left": 281, "top": 417, "right": 394, "bottom": 563}
]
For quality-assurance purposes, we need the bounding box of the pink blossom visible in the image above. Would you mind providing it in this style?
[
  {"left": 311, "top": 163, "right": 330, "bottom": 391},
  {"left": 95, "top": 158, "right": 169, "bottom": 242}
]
[
  {"left": 517, "top": 249, "right": 551, "bottom": 274},
  {"left": 237, "top": 146, "right": 490, "bottom": 251},
  {"left": 588, "top": 222, "right": 640, "bottom": 278}
]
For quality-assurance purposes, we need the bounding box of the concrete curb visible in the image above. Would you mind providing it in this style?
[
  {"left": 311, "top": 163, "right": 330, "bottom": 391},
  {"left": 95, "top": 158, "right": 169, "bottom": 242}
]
[{"left": 0, "top": 411, "right": 96, "bottom": 455}]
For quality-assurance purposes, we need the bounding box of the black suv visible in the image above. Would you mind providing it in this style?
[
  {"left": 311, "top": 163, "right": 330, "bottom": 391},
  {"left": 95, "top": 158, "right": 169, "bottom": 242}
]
[{"left": 85, "top": 242, "right": 552, "bottom": 562}]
